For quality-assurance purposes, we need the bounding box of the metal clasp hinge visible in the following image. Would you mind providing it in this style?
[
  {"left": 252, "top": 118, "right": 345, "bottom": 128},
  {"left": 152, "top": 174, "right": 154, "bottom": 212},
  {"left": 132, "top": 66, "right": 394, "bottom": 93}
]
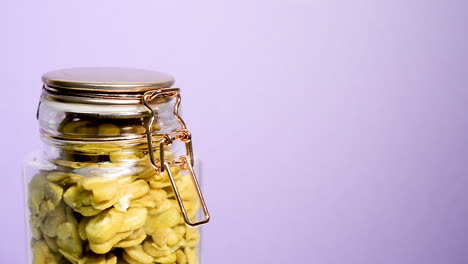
[{"left": 142, "top": 90, "right": 210, "bottom": 227}]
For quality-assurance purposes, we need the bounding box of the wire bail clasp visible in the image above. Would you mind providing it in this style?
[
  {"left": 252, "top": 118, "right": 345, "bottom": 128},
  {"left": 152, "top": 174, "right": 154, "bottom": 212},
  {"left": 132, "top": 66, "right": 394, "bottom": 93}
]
[{"left": 142, "top": 90, "right": 210, "bottom": 227}]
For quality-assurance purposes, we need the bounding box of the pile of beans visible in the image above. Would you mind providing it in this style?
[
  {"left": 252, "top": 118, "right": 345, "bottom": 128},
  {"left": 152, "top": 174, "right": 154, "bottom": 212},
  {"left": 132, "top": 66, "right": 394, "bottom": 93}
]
[{"left": 28, "top": 118, "right": 200, "bottom": 264}]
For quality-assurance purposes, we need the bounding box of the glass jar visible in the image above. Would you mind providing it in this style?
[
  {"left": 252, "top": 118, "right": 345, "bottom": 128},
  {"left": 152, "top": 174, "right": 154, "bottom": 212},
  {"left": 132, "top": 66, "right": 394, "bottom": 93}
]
[{"left": 23, "top": 67, "right": 210, "bottom": 264}]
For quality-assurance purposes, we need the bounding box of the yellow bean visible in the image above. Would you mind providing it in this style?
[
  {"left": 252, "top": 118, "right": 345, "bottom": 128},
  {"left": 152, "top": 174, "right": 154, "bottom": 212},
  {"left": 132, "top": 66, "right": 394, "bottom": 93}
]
[
  {"left": 76, "top": 125, "right": 98, "bottom": 136},
  {"left": 148, "top": 199, "right": 175, "bottom": 216},
  {"left": 185, "top": 227, "right": 200, "bottom": 248},
  {"left": 120, "top": 207, "right": 148, "bottom": 233},
  {"left": 30, "top": 215, "right": 43, "bottom": 240},
  {"left": 29, "top": 173, "right": 63, "bottom": 216},
  {"left": 58, "top": 248, "right": 80, "bottom": 264},
  {"left": 82, "top": 253, "right": 117, "bottom": 264},
  {"left": 106, "top": 253, "right": 117, "bottom": 264},
  {"left": 62, "top": 120, "right": 90, "bottom": 134},
  {"left": 32, "top": 240, "right": 60, "bottom": 264},
  {"left": 77, "top": 217, "right": 89, "bottom": 241},
  {"left": 142, "top": 241, "right": 171, "bottom": 258},
  {"left": 57, "top": 222, "right": 83, "bottom": 256},
  {"left": 89, "top": 231, "right": 132, "bottom": 254},
  {"left": 44, "top": 235, "right": 59, "bottom": 252},
  {"left": 154, "top": 252, "right": 177, "bottom": 264},
  {"left": 131, "top": 189, "right": 167, "bottom": 208},
  {"left": 114, "top": 228, "right": 146, "bottom": 248},
  {"left": 47, "top": 172, "right": 81, "bottom": 186},
  {"left": 114, "top": 180, "right": 149, "bottom": 212},
  {"left": 86, "top": 208, "right": 125, "bottom": 243},
  {"left": 42, "top": 202, "right": 66, "bottom": 237},
  {"left": 83, "top": 254, "right": 106, "bottom": 264},
  {"left": 144, "top": 207, "right": 182, "bottom": 235},
  {"left": 123, "top": 245, "right": 154, "bottom": 264},
  {"left": 176, "top": 249, "right": 187, "bottom": 264},
  {"left": 98, "top": 124, "right": 121, "bottom": 136},
  {"left": 81, "top": 177, "right": 119, "bottom": 203},
  {"left": 151, "top": 227, "right": 180, "bottom": 248},
  {"left": 109, "top": 152, "right": 140, "bottom": 163},
  {"left": 173, "top": 225, "right": 187, "bottom": 245},
  {"left": 63, "top": 186, "right": 102, "bottom": 216},
  {"left": 149, "top": 167, "right": 181, "bottom": 189},
  {"left": 184, "top": 247, "right": 198, "bottom": 264}
]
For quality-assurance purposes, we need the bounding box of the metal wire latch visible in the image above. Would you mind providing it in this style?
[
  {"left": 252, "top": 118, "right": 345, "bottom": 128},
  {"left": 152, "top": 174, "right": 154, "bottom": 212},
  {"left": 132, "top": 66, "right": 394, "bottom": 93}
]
[{"left": 142, "top": 90, "right": 210, "bottom": 227}]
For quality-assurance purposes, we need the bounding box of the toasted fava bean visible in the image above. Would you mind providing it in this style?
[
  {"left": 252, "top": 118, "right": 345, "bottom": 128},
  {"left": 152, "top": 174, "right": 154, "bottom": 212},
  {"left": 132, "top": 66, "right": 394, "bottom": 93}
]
[
  {"left": 65, "top": 206, "right": 79, "bottom": 226},
  {"left": 173, "top": 224, "right": 186, "bottom": 235},
  {"left": 42, "top": 203, "right": 66, "bottom": 237},
  {"left": 28, "top": 174, "right": 57, "bottom": 218},
  {"left": 126, "top": 180, "right": 150, "bottom": 200},
  {"left": 185, "top": 227, "right": 200, "bottom": 248},
  {"left": 120, "top": 125, "right": 146, "bottom": 135},
  {"left": 62, "top": 120, "right": 90, "bottom": 134},
  {"left": 121, "top": 253, "right": 142, "bottom": 264},
  {"left": 63, "top": 186, "right": 101, "bottom": 216},
  {"left": 151, "top": 227, "right": 180, "bottom": 248},
  {"left": 32, "top": 240, "right": 60, "bottom": 264},
  {"left": 86, "top": 208, "right": 125, "bottom": 243},
  {"left": 30, "top": 215, "right": 43, "bottom": 240},
  {"left": 165, "top": 176, "right": 192, "bottom": 200},
  {"left": 39, "top": 200, "right": 56, "bottom": 219},
  {"left": 106, "top": 253, "right": 118, "bottom": 264},
  {"left": 135, "top": 167, "right": 156, "bottom": 179},
  {"left": 82, "top": 252, "right": 117, "bottom": 264},
  {"left": 89, "top": 230, "right": 132, "bottom": 254},
  {"left": 154, "top": 252, "right": 177, "bottom": 264},
  {"left": 47, "top": 172, "right": 81, "bottom": 186},
  {"left": 144, "top": 207, "right": 182, "bottom": 235},
  {"left": 149, "top": 167, "right": 181, "bottom": 189},
  {"left": 28, "top": 189, "right": 44, "bottom": 216},
  {"left": 130, "top": 189, "right": 167, "bottom": 208},
  {"left": 114, "top": 180, "right": 150, "bottom": 212},
  {"left": 148, "top": 199, "right": 175, "bottom": 216},
  {"left": 176, "top": 249, "right": 187, "bottom": 264},
  {"left": 83, "top": 254, "right": 106, "bottom": 264},
  {"left": 83, "top": 253, "right": 117, "bottom": 264},
  {"left": 57, "top": 222, "right": 83, "bottom": 256},
  {"left": 78, "top": 218, "right": 89, "bottom": 241},
  {"left": 184, "top": 199, "right": 200, "bottom": 219},
  {"left": 98, "top": 124, "right": 121, "bottom": 136},
  {"left": 114, "top": 228, "right": 146, "bottom": 248},
  {"left": 44, "top": 235, "right": 59, "bottom": 252},
  {"left": 75, "top": 125, "right": 99, "bottom": 136},
  {"left": 54, "top": 160, "right": 92, "bottom": 169},
  {"left": 80, "top": 177, "right": 119, "bottom": 203},
  {"left": 120, "top": 207, "right": 148, "bottom": 233},
  {"left": 109, "top": 152, "right": 140, "bottom": 163},
  {"left": 80, "top": 206, "right": 104, "bottom": 217},
  {"left": 151, "top": 227, "right": 171, "bottom": 246},
  {"left": 142, "top": 240, "right": 171, "bottom": 258},
  {"left": 58, "top": 248, "right": 80, "bottom": 264},
  {"left": 123, "top": 245, "right": 154, "bottom": 264},
  {"left": 88, "top": 234, "right": 125, "bottom": 255},
  {"left": 184, "top": 247, "right": 198, "bottom": 264}
]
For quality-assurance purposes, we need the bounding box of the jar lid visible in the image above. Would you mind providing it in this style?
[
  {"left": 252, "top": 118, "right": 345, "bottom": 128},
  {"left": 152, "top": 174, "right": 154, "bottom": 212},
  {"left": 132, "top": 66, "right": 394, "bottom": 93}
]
[{"left": 42, "top": 67, "right": 175, "bottom": 93}]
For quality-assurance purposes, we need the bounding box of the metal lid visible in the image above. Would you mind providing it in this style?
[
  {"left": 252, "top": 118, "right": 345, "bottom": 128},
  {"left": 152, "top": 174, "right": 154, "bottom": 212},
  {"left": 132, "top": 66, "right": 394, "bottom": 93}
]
[{"left": 42, "top": 67, "right": 175, "bottom": 93}]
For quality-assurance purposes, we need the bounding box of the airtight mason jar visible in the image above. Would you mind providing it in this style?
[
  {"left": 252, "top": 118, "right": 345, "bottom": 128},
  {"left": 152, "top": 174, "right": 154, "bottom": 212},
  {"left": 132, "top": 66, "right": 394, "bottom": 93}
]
[{"left": 24, "top": 68, "right": 210, "bottom": 264}]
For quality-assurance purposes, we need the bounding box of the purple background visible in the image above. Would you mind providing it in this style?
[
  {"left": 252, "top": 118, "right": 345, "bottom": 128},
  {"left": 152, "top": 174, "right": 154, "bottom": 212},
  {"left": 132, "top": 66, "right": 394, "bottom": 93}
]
[{"left": 1, "top": 0, "right": 467, "bottom": 263}]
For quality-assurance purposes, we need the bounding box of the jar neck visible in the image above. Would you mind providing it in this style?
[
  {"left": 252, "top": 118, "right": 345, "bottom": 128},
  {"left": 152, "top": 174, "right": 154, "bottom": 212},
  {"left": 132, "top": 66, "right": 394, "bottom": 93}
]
[
  {"left": 37, "top": 89, "right": 187, "bottom": 175},
  {"left": 38, "top": 89, "right": 183, "bottom": 141}
]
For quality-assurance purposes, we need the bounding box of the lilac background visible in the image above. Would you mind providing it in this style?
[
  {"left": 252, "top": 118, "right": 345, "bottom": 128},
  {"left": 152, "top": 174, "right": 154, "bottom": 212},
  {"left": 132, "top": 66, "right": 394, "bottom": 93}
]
[{"left": 1, "top": 0, "right": 467, "bottom": 263}]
